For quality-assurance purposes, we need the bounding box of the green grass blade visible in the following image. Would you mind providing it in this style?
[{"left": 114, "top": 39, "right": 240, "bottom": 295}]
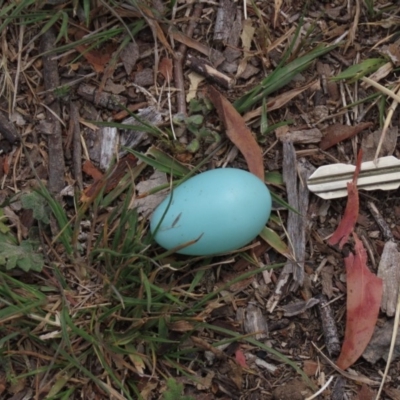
[{"left": 234, "top": 44, "right": 338, "bottom": 113}]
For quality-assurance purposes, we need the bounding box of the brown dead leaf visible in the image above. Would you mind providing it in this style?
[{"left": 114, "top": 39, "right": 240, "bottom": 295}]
[
  {"left": 302, "top": 360, "right": 318, "bottom": 376},
  {"left": 82, "top": 160, "right": 103, "bottom": 180},
  {"left": 75, "top": 44, "right": 116, "bottom": 73},
  {"left": 354, "top": 384, "right": 375, "bottom": 400},
  {"left": 81, "top": 154, "right": 137, "bottom": 203},
  {"left": 158, "top": 57, "right": 173, "bottom": 82},
  {"left": 328, "top": 150, "right": 362, "bottom": 249},
  {"left": 320, "top": 122, "right": 373, "bottom": 150},
  {"left": 120, "top": 42, "right": 139, "bottom": 75},
  {"left": 167, "top": 320, "right": 195, "bottom": 332},
  {"left": 139, "top": 6, "right": 173, "bottom": 56},
  {"left": 207, "top": 86, "right": 264, "bottom": 180}
]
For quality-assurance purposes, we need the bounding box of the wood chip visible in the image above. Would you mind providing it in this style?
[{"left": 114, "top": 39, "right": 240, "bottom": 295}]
[
  {"left": 276, "top": 127, "right": 322, "bottom": 144},
  {"left": 237, "top": 304, "right": 268, "bottom": 340}
]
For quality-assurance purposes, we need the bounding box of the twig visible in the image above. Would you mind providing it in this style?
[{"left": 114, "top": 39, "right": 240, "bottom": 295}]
[
  {"left": 367, "top": 201, "right": 393, "bottom": 241},
  {"left": 173, "top": 3, "right": 204, "bottom": 139},
  {"left": 316, "top": 294, "right": 341, "bottom": 357},
  {"left": 311, "top": 342, "right": 380, "bottom": 386},
  {"left": 40, "top": 29, "right": 66, "bottom": 194},
  {"left": 70, "top": 102, "right": 83, "bottom": 190}
]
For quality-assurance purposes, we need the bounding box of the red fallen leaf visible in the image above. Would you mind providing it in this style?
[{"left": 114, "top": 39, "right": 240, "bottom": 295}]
[
  {"left": 235, "top": 347, "right": 248, "bottom": 368},
  {"left": 158, "top": 57, "right": 173, "bottom": 82},
  {"left": 328, "top": 150, "right": 362, "bottom": 249},
  {"left": 320, "top": 122, "right": 373, "bottom": 150},
  {"left": 82, "top": 160, "right": 103, "bottom": 180},
  {"left": 207, "top": 86, "right": 264, "bottom": 181},
  {"left": 336, "top": 233, "right": 383, "bottom": 370}
]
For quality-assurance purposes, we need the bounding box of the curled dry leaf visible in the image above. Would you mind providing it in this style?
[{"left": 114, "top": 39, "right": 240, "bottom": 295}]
[
  {"left": 158, "top": 57, "right": 173, "bottom": 82},
  {"left": 207, "top": 86, "right": 264, "bottom": 180},
  {"left": 328, "top": 150, "right": 362, "bottom": 249},
  {"left": 336, "top": 233, "right": 383, "bottom": 370},
  {"left": 82, "top": 160, "right": 103, "bottom": 181},
  {"left": 75, "top": 44, "right": 115, "bottom": 73},
  {"left": 320, "top": 122, "right": 373, "bottom": 150}
]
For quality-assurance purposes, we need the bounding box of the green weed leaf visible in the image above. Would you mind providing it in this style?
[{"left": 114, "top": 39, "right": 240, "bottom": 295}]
[
  {"left": 0, "top": 234, "right": 44, "bottom": 272},
  {"left": 21, "top": 191, "right": 51, "bottom": 224},
  {"left": 163, "top": 378, "right": 194, "bottom": 400}
]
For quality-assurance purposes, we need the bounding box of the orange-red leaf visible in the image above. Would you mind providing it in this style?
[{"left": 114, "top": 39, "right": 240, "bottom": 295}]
[
  {"left": 207, "top": 86, "right": 264, "bottom": 181},
  {"left": 336, "top": 233, "right": 383, "bottom": 370},
  {"left": 328, "top": 150, "right": 362, "bottom": 249}
]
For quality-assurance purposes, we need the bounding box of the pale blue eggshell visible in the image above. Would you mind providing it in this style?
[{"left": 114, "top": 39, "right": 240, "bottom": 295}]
[{"left": 150, "top": 168, "right": 272, "bottom": 256}]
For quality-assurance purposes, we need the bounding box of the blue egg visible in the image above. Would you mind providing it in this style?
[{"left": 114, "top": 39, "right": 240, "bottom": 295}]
[{"left": 150, "top": 168, "right": 272, "bottom": 256}]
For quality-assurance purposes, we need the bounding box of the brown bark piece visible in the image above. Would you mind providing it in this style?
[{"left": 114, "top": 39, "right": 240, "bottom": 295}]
[
  {"left": 317, "top": 294, "right": 341, "bottom": 357},
  {"left": 70, "top": 102, "right": 83, "bottom": 190},
  {"left": 282, "top": 147, "right": 315, "bottom": 286},
  {"left": 319, "top": 122, "right": 373, "bottom": 150},
  {"left": 267, "top": 152, "right": 315, "bottom": 311},
  {"left": 186, "top": 54, "right": 235, "bottom": 89},
  {"left": 0, "top": 112, "right": 18, "bottom": 144},
  {"left": 223, "top": 8, "right": 242, "bottom": 63},
  {"left": 281, "top": 298, "right": 320, "bottom": 317},
  {"left": 77, "top": 84, "right": 128, "bottom": 110},
  {"left": 213, "top": 0, "right": 237, "bottom": 44},
  {"left": 276, "top": 127, "right": 322, "bottom": 144},
  {"left": 40, "top": 29, "right": 66, "bottom": 194}
]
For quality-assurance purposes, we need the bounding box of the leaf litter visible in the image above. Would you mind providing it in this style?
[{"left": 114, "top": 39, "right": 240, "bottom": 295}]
[{"left": 3, "top": 0, "right": 400, "bottom": 399}]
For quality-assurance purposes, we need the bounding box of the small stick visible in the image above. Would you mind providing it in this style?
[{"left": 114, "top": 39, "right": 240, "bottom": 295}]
[
  {"left": 70, "top": 102, "right": 83, "bottom": 191},
  {"left": 367, "top": 201, "right": 393, "bottom": 241},
  {"left": 316, "top": 294, "right": 341, "bottom": 357},
  {"left": 186, "top": 54, "right": 235, "bottom": 89},
  {"left": 40, "top": 29, "right": 66, "bottom": 194},
  {"left": 173, "top": 3, "right": 203, "bottom": 139}
]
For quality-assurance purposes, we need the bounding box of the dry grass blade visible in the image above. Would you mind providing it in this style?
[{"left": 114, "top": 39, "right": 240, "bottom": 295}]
[
  {"left": 375, "top": 290, "right": 400, "bottom": 399},
  {"left": 374, "top": 83, "right": 400, "bottom": 161}
]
